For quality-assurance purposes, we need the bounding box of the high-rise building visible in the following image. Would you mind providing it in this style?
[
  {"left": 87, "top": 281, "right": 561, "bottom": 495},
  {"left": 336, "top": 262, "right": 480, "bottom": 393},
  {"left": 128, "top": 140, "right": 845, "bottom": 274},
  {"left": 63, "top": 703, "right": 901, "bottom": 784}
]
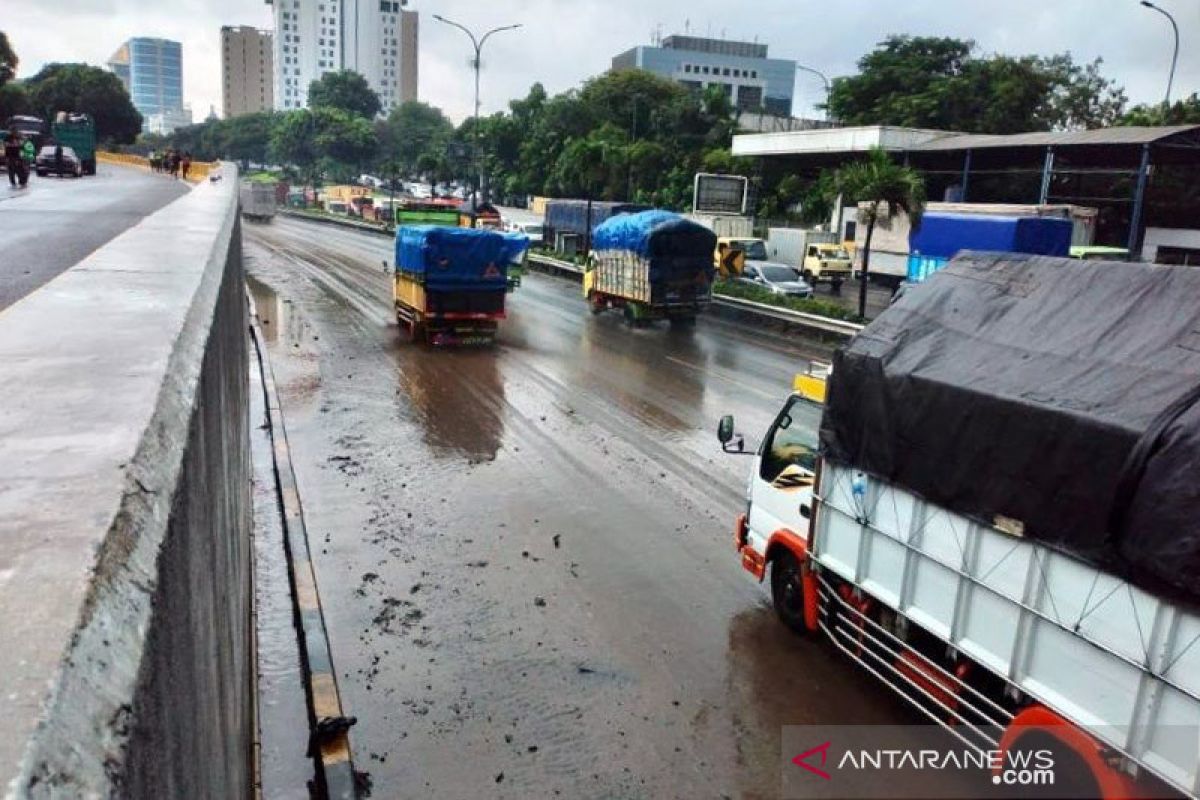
[
  {"left": 612, "top": 35, "right": 796, "bottom": 116},
  {"left": 107, "top": 38, "right": 186, "bottom": 132},
  {"left": 222, "top": 26, "right": 275, "bottom": 118},
  {"left": 268, "top": 0, "right": 418, "bottom": 116}
]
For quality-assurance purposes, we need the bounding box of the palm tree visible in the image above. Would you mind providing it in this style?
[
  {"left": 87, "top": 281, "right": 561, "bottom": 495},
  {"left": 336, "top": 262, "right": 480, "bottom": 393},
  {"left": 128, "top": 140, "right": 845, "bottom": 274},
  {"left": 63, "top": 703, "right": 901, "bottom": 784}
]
[{"left": 835, "top": 147, "right": 927, "bottom": 319}]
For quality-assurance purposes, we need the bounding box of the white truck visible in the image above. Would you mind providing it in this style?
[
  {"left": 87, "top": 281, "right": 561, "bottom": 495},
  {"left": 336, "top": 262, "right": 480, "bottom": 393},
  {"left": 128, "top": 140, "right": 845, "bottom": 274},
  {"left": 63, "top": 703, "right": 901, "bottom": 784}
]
[
  {"left": 719, "top": 252, "right": 1200, "bottom": 799},
  {"left": 767, "top": 228, "right": 853, "bottom": 290},
  {"left": 684, "top": 212, "right": 754, "bottom": 239},
  {"left": 239, "top": 181, "right": 277, "bottom": 222},
  {"left": 853, "top": 202, "right": 1099, "bottom": 288}
]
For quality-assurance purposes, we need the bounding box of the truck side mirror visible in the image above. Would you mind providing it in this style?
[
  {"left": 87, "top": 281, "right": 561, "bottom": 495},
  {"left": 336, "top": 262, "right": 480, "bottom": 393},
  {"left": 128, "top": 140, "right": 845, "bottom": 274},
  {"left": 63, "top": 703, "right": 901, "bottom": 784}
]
[{"left": 718, "top": 415, "right": 735, "bottom": 445}]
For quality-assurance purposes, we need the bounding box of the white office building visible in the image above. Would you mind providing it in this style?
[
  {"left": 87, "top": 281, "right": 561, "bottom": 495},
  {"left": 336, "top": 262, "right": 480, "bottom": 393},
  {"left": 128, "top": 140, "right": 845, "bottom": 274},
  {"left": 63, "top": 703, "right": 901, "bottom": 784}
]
[{"left": 269, "top": 0, "right": 418, "bottom": 115}]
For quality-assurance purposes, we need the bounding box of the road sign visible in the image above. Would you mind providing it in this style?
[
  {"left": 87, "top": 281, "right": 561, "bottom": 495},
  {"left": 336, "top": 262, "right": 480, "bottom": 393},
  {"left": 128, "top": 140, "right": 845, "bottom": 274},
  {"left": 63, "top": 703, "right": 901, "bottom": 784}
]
[{"left": 693, "top": 173, "right": 748, "bottom": 215}]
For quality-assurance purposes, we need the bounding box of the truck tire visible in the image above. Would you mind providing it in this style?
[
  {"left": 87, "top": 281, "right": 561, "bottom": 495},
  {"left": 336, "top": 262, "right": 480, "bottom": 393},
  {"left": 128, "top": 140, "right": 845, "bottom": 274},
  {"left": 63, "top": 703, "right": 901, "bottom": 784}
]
[
  {"left": 770, "top": 551, "right": 810, "bottom": 635},
  {"left": 85, "top": 159, "right": 96, "bottom": 176},
  {"left": 831, "top": 278, "right": 844, "bottom": 294},
  {"left": 802, "top": 269, "right": 817, "bottom": 285},
  {"left": 587, "top": 292, "right": 604, "bottom": 315}
]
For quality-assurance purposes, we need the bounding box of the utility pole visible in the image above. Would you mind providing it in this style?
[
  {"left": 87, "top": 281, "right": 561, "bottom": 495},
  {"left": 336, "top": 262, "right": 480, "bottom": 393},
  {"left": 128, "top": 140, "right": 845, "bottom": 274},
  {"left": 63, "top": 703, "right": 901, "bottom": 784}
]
[
  {"left": 432, "top": 15, "right": 522, "bottom": 208},
  {"left": 1141, "top": 1, "right": 1180, "bottom": 108},
  {"left": 796, "top": 64, "right": 832, "bottom": 121}
]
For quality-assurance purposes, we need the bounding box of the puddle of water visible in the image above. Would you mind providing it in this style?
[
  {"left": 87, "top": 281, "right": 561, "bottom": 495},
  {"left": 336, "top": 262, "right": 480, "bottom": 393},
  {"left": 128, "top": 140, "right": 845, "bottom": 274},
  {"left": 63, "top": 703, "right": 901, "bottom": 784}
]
[
  {"left": 250, "top": 349, "right": 314, "bottom": 799},
  {"left": 248, "top": 274, "right": 283, "bottom": 344}
]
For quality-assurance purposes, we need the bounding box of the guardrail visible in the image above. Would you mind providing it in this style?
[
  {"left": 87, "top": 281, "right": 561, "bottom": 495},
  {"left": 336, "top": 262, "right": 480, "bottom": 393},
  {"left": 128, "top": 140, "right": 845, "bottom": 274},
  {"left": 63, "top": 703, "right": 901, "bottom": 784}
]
[
  {"left": 276, "top": 207, "right": 393, "bottom": 238},
  {"left": 526, "top": 252, "right": 863, "bottom": 340},
  {"left": 711, "top": 293, "right": 864, "bottom": 337}
]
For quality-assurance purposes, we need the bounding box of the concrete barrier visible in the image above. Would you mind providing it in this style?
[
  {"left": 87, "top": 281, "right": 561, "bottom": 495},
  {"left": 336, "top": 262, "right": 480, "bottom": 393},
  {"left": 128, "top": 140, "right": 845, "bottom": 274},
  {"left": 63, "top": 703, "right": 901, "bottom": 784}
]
[
  {"left": 0, "top": 165, "right": 252, "bottom": 798},
  {"left": 97, "top": 151, "right": 218, "bottom": 182}
]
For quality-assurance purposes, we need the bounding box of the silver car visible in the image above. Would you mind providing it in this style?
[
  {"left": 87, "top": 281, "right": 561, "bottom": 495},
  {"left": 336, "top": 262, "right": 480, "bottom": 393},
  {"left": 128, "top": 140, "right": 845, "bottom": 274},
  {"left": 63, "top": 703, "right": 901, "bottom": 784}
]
[{"left": 738, "top": 263, "right": 814, "bottom": 298}]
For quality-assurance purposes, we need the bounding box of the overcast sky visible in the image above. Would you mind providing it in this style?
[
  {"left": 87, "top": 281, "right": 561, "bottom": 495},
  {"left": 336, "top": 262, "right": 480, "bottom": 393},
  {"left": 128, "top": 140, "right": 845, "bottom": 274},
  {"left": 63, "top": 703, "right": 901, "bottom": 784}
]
[{"left": 6, "top": 0, "right": 1199, "bottom": 123}]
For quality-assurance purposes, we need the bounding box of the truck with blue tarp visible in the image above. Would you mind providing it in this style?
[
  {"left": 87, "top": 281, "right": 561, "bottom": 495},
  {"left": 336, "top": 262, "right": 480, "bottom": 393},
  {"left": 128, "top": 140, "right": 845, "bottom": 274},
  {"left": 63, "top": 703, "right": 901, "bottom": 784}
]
[
  {"left": 906, "top": 213, "right": 1072, "bottom": 283},
  {"left": 393, "top": 226, "right": 514, "bottom": 345},
  {"left": 584, "top": 210, "right": 716, "bottom": 325},
  {"left": 500, "top": 231, "right": 530, "bottom": 292}
]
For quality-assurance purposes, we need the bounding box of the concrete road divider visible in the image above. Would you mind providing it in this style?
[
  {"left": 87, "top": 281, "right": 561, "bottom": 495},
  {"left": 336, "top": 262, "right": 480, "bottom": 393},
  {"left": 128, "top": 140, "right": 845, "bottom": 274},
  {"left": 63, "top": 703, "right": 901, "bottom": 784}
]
[{"left": 0, "top": 164, "right": 254, "bottom": 798}]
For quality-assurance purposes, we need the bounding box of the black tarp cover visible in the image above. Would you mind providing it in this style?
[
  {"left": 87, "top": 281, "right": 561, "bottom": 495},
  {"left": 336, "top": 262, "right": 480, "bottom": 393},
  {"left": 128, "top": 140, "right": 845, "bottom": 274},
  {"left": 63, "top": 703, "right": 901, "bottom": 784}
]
[{"left": 821, "top": 252, "right": 1200, "bottom": 602}]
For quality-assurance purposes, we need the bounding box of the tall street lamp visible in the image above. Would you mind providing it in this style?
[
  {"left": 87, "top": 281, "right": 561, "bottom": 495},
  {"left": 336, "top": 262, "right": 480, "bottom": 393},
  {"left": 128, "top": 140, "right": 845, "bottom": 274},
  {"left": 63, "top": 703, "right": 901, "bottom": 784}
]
[
  {"left": 1141, "top": 1, "right": 1180, "bottom": 108},
  {"left": 796, "top": 64, "right": 831, "bottom": 120},
  {"left": 433, "top": 15, "right": 522, "bottom": 207}
]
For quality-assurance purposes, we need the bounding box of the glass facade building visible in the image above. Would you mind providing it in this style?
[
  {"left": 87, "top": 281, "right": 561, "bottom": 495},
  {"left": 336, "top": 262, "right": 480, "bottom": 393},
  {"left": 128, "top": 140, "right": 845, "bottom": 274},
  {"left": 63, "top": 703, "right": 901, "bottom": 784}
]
[
  {"left": 612, "top": 35, "right": 795, "bottom": 116},
  {"left": 108, "top": 38, "right": 184, "bottom": 130}
]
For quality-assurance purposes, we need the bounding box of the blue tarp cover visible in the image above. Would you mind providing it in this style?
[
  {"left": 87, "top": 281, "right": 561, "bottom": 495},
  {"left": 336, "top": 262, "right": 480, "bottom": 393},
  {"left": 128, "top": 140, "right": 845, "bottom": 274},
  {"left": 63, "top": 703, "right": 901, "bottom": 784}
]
[
  {"left": 500, "top": 232, "right": 530, "bottom": 264},
  {"left": 909, "top": 214, "right": 1072, "bottom": 260},
  {"left": 395, "top": 225, "right": 508, "bottom": 290},
  {"left": 592, "top": 210, "right": 716, "bottom": 258}
]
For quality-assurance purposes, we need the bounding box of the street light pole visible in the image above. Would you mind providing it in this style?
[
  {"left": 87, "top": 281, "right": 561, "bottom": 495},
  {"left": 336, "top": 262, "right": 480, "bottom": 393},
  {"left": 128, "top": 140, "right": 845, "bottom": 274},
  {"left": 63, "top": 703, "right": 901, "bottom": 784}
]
[
  {"left": 432, "top": 15, "right": 522, "bottom": 208},
  {"left": 1141, "top": 1, "right": 1180, "bottom": 108},
  {"left": 796, "top": 64, "right": 831, "bottom": 121}
]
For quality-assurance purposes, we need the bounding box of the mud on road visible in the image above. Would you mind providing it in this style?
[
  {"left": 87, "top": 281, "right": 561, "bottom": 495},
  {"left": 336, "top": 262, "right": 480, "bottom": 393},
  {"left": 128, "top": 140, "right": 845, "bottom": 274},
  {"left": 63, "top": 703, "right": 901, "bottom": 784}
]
[{"left": 245, "top": 217, "right": 925, "bottom": 799}]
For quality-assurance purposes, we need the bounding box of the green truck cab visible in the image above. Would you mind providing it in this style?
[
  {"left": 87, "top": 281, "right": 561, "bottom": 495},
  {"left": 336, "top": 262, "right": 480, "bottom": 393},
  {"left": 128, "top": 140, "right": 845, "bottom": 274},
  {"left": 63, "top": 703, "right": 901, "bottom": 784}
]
[{"left": 51, "top": 113, "right": 97, "bottom": 175}]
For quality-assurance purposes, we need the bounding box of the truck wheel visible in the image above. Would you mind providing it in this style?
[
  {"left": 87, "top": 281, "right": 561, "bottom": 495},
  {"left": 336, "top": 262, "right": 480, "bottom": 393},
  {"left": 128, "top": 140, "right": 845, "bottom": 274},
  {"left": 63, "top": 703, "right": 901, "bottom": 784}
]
[
  {"left": 587, "top": 292, "right": 604, "bottom": 315},
  {"left": 802, "top": 269, "right": 817, "bottom": 285},
  {"left": 770, "top": 551, "right": 810, "bottom": 635},
  {"left": 831, "top": 279, "right": 844, "bottom": 294},
  {"left": 622, "top": 304, "right": 638, "bottom": 326}
]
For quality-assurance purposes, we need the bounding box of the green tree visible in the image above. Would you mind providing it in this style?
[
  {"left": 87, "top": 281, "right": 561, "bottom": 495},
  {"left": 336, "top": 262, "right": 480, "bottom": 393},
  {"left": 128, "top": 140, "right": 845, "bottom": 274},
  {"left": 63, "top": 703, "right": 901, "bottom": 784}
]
[
  {"left": 270, "top": 110, "right": 321, "bottom": 193},
  {"left": 270, "top": 107, "right": 377, "bottom": 196},
  {"left": 828, "top": 36, "right": 1126, "bottom": 133},
  {"left": 307, "top": 70, "right": 381, "bottom": 118},
  {"left": 1120, "top": 93, "right": 1200, "bottom": 126},
  {"left": 24, "top": 63, "right": 142, "bottom": 143},
  {"left": 377, "top": 100, "right": 453, "bottom": 177},
  {"left": 0, "top": 81, "right": 30, "bottom": 123},
  {"left": 0, "top": 32, "right": 17, "bottom": 86},
  {"left": 835, "top": 147, "right": 927, "bottom": 318},
  {"left": 223, "top": 111, "right": 277, "bottom": 167}
]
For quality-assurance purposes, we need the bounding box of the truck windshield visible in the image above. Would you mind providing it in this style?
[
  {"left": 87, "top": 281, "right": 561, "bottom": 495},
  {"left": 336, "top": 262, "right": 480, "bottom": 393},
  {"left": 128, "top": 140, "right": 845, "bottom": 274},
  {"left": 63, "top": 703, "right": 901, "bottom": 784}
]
[
  {"left": 759, "top": 396, "right": 822, "bottom": 484},
  {"left": 734, "top": 240, "right": 768, "bottom": 261}
]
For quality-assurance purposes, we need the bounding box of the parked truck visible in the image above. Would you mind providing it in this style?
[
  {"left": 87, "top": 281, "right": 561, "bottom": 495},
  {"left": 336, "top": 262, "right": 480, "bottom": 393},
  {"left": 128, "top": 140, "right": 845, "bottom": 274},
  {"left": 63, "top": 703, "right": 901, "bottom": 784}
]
[
  {"left": 584, "top": 210, "right": 716, "bottom": 326},
  {"left": 855, "top": 202, "right": 1097, "bottom": 288},
  {"left": 767, "top": 228, "right": 853, "bottom": 290},
  {"left": 239, "top": 180, "right": 277, "bottom": 222},
  {"left": 685, "top": 212, "right": 754, "bottom": 239},
  {"left": 393, "top": 226, "right": 514, "bottom": 345},
  {"left": 543, "top": 199, "right": 649, "bottom": 256},
  {"left": 50, "top": 113, "right": 96, "bottom": 175},
  {"left": 719, "top": 251, "right": 1200, "bottom": 799},
  {"left": 905, "top": 213, "right": 1072, "bottom": 283}
]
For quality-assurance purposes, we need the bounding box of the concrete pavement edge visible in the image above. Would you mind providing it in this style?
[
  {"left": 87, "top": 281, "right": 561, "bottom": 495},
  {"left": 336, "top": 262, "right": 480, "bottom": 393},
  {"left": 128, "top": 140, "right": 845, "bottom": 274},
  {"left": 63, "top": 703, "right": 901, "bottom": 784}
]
[{"left": 248, "top": 291, "right": 360, "bottom": 800}]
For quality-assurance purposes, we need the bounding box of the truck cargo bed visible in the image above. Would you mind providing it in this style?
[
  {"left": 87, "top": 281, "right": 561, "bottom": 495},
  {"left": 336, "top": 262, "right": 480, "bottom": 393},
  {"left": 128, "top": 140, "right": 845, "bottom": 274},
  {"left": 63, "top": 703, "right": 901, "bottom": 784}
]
[{"left": 813, "top": 462, "right": 1200, "bottom": 797}]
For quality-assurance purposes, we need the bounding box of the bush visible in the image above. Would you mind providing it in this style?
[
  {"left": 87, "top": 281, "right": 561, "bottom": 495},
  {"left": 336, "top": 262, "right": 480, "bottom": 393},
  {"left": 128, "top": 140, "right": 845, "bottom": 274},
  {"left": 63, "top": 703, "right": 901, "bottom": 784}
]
[{"left": 713, "top": 280, "right": 863, "bottom": 323}]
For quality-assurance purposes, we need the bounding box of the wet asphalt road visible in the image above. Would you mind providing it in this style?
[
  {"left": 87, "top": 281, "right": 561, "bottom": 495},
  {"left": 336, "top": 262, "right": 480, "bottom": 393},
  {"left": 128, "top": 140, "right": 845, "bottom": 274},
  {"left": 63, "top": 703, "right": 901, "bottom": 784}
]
[
  {"left": 0, "top": 164, "right": 188, "bottom": 310},
  {"left": 244, "top": 216, "right": 928, "bottom": 799}
]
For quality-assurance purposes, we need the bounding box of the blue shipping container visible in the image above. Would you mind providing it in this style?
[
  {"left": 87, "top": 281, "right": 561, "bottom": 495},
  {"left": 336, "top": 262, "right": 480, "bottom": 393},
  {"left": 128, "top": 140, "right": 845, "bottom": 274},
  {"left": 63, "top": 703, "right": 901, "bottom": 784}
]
[
  {"left": 395, "top": 225, "right": 508, "bottom": 291},
  {"left": 907, "top": 213, "right": 1073, "bottom": 283}
]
